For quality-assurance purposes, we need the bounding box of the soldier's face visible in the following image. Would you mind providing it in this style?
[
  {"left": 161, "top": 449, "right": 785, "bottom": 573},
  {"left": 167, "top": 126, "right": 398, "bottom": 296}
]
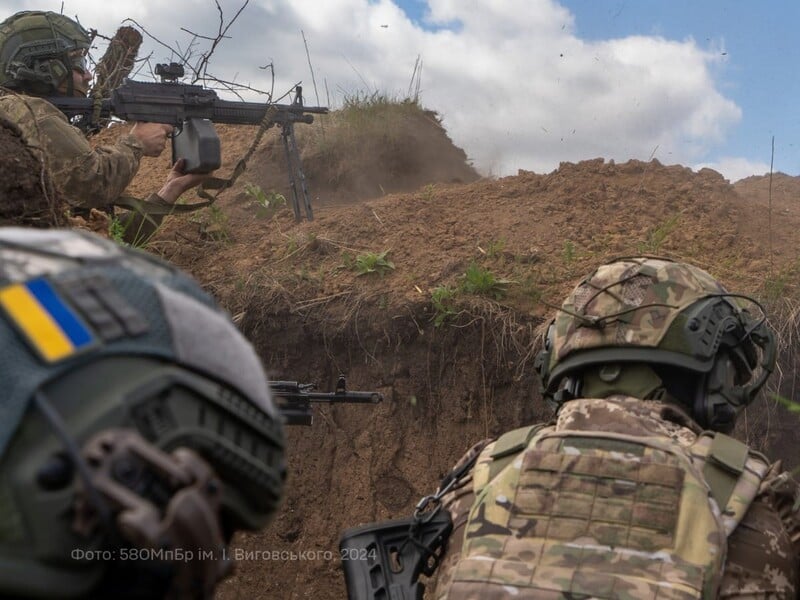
[
  {"left": 57, "top": 51, "right": 92, "bottom": 97},
  {"left": 70, "top": 67, "right": 92, "bottom": 97}
]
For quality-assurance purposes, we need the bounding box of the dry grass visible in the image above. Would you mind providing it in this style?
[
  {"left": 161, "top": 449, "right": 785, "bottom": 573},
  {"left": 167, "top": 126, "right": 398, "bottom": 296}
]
[{"left": 736, "top": 294, "right": 800, "bottom": 460}]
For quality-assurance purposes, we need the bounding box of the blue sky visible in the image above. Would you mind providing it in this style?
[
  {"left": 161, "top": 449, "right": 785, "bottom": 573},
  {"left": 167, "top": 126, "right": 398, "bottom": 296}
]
[
  {"left": 559, "top": 1, "right": 800, "bottom": 178},
  {"left": 8, "top": 0, "right": 796, "bottom": 181},
  {"left": 392, "top": 0, "right": 800, "bottom": 178}
]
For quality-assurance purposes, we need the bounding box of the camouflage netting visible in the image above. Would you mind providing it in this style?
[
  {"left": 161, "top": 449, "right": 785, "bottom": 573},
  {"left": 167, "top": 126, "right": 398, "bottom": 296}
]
[{"left": 89, "top": 26, "right": 142, "bottom": 116}]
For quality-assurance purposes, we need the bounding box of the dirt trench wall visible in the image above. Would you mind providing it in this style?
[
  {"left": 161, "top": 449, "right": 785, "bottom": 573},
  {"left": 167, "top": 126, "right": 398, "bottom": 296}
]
[
  {"left": 216, "top": 294, "right": 798, "bottom": 600},
  {"left": 217, "top": 302, "right": 544, "bottom": 599}
]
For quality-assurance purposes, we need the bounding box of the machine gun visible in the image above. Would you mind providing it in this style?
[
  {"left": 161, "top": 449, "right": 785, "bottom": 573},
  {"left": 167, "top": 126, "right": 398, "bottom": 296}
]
[
  {"left": 48, "top": 63, "right": 328, "bottom": 220},
  {"left": 271, "top": 375, "right": 384, "bottom": 426}
]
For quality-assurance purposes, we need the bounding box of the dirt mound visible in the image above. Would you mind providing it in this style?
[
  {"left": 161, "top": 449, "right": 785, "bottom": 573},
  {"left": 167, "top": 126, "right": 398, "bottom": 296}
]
[
  {"left": 735, "top": 171, "right": 800, "bottom": 213},
  {"left": 91, "top": 102, "right": 480, "bottom": 210},
  {"left": 301, "top": 106, "right": 480, "bottom": 204},
  {"left": 91, "top": 112, "right": 800, "bottom": 599},
  {"left": 0, "top": 117, "right": 60, "bottom": 226},
  {"left": 155, "top": 155, "right": 776, "bottom": 309},
  {"left": 734, "top": 173, "right": 800, "bottom": 266}
]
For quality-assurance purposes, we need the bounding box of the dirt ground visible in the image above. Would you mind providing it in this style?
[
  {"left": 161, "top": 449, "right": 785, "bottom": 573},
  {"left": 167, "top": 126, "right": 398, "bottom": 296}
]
[
  {"left": 90, "top": 114, "right": 800, "bottom": 599},
  {"left": 0, "top": 117, "right": 61, "bottom": 226}
]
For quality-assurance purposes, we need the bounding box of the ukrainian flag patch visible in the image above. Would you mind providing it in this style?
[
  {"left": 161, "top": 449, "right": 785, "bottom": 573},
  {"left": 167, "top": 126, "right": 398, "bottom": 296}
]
[{"left": 0, "top": 278, "right": 96, "bottom": 363}]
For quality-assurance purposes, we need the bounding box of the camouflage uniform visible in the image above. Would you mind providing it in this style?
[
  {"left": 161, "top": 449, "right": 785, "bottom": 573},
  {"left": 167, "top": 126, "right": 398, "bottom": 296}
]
[
  {"left": 0, "top": 92, "right": 144, "bottom": 211},
  {"left": 0, "top": 11, "right": 177, "bottom": 242},
  {"left": 430, "top": 257, "right": 800, "bottom": 599},
  {"left": 432, "top": 397, "right": 799, "bottom": 599}
]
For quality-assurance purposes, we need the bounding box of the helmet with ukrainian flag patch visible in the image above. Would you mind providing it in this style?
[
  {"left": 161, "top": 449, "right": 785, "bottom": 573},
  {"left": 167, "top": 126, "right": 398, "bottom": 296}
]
[
  {"left": 0, "top": 227, "right": 285, "bottom": 598},
  {"left": 534, "top": 257, "right": 776, "bottom": 431},
  {"left": 0, "top": 11, "right": 91, "bottom": 95}
]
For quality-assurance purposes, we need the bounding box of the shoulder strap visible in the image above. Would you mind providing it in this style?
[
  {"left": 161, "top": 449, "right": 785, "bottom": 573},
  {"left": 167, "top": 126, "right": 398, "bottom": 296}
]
[
  {"left": 485, "top": 424, "right": 545, "bottom": 482},
  {"left": 702, "top": 432, "right": 748, "bottom": 509},
  {"left": 113, "top": 194, "right": 213, "bottom": 217}
]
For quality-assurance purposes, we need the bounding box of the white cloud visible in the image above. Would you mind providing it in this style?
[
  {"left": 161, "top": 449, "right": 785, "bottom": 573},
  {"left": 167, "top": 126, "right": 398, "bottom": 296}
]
[
  {"left": 694, "top": 157, "right": 772, "bottom": 183},
  {"left": 2, "top": 0, "right": 760, "bottom": 179}
]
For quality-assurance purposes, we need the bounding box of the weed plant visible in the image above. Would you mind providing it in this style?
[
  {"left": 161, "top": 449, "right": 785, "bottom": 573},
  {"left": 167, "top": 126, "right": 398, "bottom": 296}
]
[
  {"left": 638, "top": 214, "right": 680, "bottom": 254},
  {"left": 460, "top": 262, "right": 511, "bottom": 300},
  {"left": 353, "top": 250, "right": 395, "bottom": 277},
  {"left": 431, "top": 285, "right": 457, "bottom": 326},
  {"left": 244, "top": 183, "right": 286, "bottom": 219}
]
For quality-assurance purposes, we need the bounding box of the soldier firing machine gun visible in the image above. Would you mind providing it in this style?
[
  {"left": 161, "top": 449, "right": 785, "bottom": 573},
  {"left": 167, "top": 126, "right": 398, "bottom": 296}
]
[
  {"left": 271, "top": 374, "right": 384, "bottom": 426},
  {"left": 48, "top": 62, "right": 327, "bottom": 221}
]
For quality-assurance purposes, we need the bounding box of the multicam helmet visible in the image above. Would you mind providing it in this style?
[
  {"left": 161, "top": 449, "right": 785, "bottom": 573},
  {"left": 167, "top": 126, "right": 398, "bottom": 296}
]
[
  {"left": 0, "top": 11, "right": 91, "bottom": 95},
  {"left": 0, "top": 227, "right": 285, "bottom": 598},
  {"left": 534, "top": 257, "right": 776, "bottom": 431}
]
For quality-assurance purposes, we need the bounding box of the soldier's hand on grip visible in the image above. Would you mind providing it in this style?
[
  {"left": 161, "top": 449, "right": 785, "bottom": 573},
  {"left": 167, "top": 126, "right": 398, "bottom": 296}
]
[{"left": 130, "top": 122, "right": 174, "bottom": 157}]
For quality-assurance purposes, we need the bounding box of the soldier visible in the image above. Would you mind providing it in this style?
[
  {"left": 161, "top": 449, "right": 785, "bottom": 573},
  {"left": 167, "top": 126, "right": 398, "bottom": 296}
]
[
  {"left": 0, "top": 226, "right": 286, "bottom": 598},
  {"left": 0, "top": 10, "right": 208, "bottom": 243},
  {"left": 342, "top": 257, "right": 800, "bottom": 599}
]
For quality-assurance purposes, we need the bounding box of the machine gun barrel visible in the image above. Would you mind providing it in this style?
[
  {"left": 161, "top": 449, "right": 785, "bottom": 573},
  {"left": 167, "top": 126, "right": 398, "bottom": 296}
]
[
  {"left": 270, "top": 377, "right": 383, "bottom": 426},
  {"left": 48, "top": 80, "right": 327, "bottom": 126},
  {"left": 47, "top": 70, "right": 328, "bottom": 221},
  {"left": 46, "top": 78, "right": 327, "bottom": 170}
]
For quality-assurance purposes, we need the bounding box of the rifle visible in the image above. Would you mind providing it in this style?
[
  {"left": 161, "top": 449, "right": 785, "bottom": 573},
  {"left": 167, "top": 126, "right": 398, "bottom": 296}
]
[
  {"left": 271, "top": 375, "right": 383, "bottom": 426},
  {"left": 48, "top": 63, "right": 328, "bottom": 220}
]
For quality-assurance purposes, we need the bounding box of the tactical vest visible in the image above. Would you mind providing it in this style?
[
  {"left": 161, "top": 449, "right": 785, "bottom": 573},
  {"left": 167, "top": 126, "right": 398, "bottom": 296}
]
[{"left": 444, "top": 399, "right": 770, "bottom": 599}]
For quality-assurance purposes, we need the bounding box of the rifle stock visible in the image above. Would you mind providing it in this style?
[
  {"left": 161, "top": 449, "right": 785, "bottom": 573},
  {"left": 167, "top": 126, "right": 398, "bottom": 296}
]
[{"left": 339, "top": 511, "right": 452, "bottom": 600}]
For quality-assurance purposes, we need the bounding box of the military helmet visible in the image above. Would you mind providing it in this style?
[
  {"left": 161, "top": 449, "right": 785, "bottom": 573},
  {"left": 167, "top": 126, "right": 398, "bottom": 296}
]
[
  {"left": 0, "top": 227, "right": 285, "bottom": 598},
  {"left": 0, "top": 11, "right": 91, "bottom": 95},
  {"left": 534, "top": 257, "right": 776, "bottom": 431}
]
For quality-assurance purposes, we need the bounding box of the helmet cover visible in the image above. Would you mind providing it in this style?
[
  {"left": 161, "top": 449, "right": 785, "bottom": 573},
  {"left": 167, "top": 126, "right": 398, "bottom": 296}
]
[
  {"left": 536, "top": 256, "right": 775, "bottom": 428},
  {"left": 0, "top": 227, "right": 285, "bottom": 597},
  {"left": 0, "top": 11, "right": 91, "bottom": 94}
]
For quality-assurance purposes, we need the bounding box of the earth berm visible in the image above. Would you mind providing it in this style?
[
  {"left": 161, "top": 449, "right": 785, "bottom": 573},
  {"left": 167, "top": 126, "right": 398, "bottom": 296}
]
[{"left": 93, "top": 110, "right": 800, "bottom": 599}]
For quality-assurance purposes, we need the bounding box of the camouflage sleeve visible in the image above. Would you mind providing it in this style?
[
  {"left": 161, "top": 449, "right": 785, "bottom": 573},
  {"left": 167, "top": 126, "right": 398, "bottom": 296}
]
[
  {"left": 3, "top": 96, "right": 143, "bottom": 209},
  {"left": 36, "top": 109, "right": 143, "bottom": 209},
  {"left": 426, "top": 439, "right": 493, "bottom": 600},
  {"left": 719, "top": 465, "right": 800, "bottom": 598}
]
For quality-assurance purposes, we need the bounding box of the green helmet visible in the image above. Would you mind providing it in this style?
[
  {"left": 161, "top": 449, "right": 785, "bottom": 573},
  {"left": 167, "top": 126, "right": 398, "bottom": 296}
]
[
  {"left": 0, "top": 227, "right": 285, "bottom": 598},
  {"left": 534, "top": 257, "right": 776, "bottom": 432},
  {"left": 0, "top": 11, "right": 91, "bottom": 95}
]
